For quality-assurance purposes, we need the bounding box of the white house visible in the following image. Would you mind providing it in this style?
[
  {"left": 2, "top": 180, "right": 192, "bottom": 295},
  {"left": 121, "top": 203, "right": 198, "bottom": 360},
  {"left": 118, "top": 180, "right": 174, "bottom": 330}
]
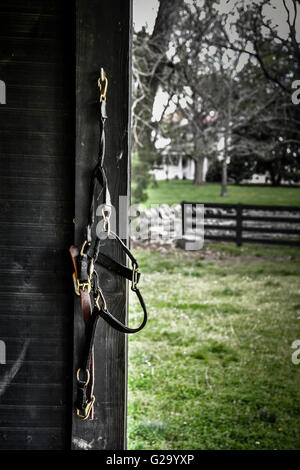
[{"left": 150, "top": 155, "right": 196, "bottom": 180}]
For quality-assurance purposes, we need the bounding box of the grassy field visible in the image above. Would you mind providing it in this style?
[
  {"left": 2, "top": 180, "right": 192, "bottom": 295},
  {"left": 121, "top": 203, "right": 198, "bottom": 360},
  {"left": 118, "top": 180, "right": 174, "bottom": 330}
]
[
  {"left": 127, "top": 243, "right": 300, "bottom": 450},
  {"left": 145, "top": 181, "right": 300, "bottom": 207}
]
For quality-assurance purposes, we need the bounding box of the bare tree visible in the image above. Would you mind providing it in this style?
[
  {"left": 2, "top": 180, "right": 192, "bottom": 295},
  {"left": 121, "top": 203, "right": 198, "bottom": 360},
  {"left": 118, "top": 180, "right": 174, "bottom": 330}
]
[
  {"left": 132, "top": 0, "right": 184, "bottom": 151},
  {"left": 154, "top": 2, "right": 271, "bottom": 194},
  {"left": 131, "top": 0, "right": 184, "bottom": 201},
  {"left": 210, "top": 0, "right": 300, "bottom": 92},
  {"left": 132, "top": 0, "right": 300, "bottom": 201}
]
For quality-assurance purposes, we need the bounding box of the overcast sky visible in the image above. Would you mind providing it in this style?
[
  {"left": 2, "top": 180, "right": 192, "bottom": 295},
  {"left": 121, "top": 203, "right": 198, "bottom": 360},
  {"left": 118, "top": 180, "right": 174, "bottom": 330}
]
[
  {"left": 133, "top": 0, "right": 299, "bottom": 39},
  {"left": 133, "top": 0, "right": 159, "bottom": 33}
]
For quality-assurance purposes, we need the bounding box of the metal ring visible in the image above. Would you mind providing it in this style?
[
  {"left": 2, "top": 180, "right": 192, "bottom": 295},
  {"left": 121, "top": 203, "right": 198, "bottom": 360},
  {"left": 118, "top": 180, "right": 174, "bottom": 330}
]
[{"left": 76, "top": 368, "right": 90, "bottom": 386}]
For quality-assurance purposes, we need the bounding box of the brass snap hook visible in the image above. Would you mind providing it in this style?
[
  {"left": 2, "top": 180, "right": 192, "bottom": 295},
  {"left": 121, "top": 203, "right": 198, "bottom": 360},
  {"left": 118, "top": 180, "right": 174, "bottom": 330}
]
[
  {"left": 98, "top": 67, "right": 108, "bottom": 102},
  {"left": 76, "top": 396, "right": 95, "bottom": 420},
  {"left": 95, "top": 287, "right": 107, "bottom": 312}
]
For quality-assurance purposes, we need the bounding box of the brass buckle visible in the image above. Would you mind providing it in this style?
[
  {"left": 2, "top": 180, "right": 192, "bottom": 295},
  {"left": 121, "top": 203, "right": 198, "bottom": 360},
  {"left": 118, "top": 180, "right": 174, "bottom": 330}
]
[
  {"left": 76, "top": 395, "right": 95, "bottom": 421},
  {"left": 73, "top": 272, "right": 91, "bottom": 296},
  {"left": 131, "top": 263, "right": 139, "bottom": 291}
]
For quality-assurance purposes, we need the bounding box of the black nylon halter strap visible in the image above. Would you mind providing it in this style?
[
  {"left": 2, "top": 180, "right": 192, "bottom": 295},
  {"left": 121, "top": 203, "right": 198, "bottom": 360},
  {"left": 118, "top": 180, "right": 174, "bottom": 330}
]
[
  {"left": 97, "top": 251, "right": 137, "bottom": 282},
  {"left": 94, "top": 231, "right": 147, "bottom": 331},
  {"left": 94, "top": 231, "right": 147, "bottom": 334}
]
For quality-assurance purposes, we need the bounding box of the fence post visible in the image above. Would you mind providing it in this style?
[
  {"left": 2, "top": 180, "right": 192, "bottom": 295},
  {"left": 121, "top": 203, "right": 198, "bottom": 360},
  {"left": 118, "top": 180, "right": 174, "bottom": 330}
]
[
  {"left": 181, "top": 201, "right": 185, "bottom": 237},
  {"left": 236, "top": 204, "right": 243, "bottom": 247}
]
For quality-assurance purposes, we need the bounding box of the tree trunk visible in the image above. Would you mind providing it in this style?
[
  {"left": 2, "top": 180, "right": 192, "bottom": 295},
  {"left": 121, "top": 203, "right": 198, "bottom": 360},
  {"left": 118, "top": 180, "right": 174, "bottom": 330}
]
[
  {"left": 133, "top": 0, "right": 184, "bottom": 199},
  {"left": 220, "top": 157, "right": 228, "bottom": 196},
  {"left": 269, "top": 164, "right": 281, "bottom": 186},
  {"left": 194, "top": 158, "right": 205, "bottom": 185},
  {"left": 220, "top": 133, "right": 228, "bottom": 197},
  {"left": 166, "top": 163, "right": 169, "bottom": 181},
  {"left": 220, "top": 77, "right": 232, "bottom": 197},
  {"left": 136, "top": 0, "right": 185, "bottom": 148}
]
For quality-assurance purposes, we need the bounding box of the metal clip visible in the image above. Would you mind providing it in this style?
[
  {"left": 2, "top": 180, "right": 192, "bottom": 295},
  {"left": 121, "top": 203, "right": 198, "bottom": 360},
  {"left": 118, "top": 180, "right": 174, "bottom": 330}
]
[
  {"left": 80, "top": 240, "right": 89, "bottom": 256},
  {"left": 131, "top": 263, "right": 139, "bottom": 291},
  {"left": 98, "top": 68, "right": 108, "bottom": 102},
  {"left": 94, "top": 287, "right": 107, "bottom": 311},
  {"left": 76, "top": 395, "right": 95, "bottom": 421}
]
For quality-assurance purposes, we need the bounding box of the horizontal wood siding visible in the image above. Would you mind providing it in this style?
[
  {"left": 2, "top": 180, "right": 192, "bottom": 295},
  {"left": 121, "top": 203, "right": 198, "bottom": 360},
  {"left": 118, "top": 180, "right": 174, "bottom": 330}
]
[{"left": 0, "top": 0, "right": 74, "bottom": 449}]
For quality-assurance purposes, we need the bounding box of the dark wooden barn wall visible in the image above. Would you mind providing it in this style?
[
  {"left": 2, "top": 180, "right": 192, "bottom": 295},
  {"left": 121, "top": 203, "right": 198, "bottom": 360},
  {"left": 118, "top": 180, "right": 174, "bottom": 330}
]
[
  {"left": 71, "top": 0, "right": 131, "bottom": 450},
  {"left": 0, "top": 1, "right": 75, "bottom": 449}
]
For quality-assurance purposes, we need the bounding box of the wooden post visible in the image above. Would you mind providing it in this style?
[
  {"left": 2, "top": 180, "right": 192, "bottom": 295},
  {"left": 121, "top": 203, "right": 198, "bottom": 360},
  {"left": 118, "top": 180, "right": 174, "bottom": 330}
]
[
  {"left": 71, "top": 0, "right": 132, "bottom": 450},
  {"left": 181, "top": 202, "right": 186, "bottom": 237},
  {"left": 236, "top": 204, "right": 243, "bottom": 247}
]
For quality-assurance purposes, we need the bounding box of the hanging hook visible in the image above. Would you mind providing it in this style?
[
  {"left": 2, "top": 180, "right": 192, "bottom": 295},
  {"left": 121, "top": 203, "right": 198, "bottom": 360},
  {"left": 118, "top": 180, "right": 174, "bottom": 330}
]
[{"left": 98, "top": 67, "right": 108, "bottom": 102}]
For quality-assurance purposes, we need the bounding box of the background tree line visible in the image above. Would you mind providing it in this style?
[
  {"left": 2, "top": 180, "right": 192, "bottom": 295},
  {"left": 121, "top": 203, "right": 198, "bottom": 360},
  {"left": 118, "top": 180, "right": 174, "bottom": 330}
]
[{"left": 132, "top": 0, "right": 300, "bottom": 202}]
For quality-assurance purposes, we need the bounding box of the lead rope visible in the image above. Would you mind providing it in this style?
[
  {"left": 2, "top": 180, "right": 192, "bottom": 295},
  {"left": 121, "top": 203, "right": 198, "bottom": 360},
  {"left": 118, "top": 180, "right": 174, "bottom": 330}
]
[{"left": 69, "top": 69, "right": 147, "bottom": 421}]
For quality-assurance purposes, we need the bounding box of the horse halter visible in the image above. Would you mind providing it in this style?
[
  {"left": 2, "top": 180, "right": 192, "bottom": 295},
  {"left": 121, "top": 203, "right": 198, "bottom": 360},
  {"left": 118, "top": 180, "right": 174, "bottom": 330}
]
[{"left": 69, "top": 68, "right": 147, "bottom": 420}]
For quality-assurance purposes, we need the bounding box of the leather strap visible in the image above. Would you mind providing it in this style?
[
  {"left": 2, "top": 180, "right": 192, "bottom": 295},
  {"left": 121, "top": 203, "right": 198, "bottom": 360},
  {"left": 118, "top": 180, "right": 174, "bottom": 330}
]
[
  {"left": 96, "top": 252, "right": 141, "bottom": 283},
  {"left": 75, "top": 288, "right": 146, "bottom": 415},
  {"left": 69, "top": 246, "right": 95, "bottom": 419},
  {"left": 98, "top": 288, "right": 147, "bottom": 333}
]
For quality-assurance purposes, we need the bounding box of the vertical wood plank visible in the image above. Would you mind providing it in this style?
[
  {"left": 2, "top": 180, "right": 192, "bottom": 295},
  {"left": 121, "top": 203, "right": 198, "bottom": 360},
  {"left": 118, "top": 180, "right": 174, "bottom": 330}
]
[{"left": 72, "top": 0, "right": 132, "bottom": 450}]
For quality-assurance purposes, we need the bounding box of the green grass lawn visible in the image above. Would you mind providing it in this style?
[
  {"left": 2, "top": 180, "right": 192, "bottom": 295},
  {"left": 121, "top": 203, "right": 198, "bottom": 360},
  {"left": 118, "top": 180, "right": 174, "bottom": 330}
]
[
  {"left": 145, "top": 180, "right": 300, "bottom": 207},
  {"left": 128, "top": 243, "right": 300, "bottom": 450}
]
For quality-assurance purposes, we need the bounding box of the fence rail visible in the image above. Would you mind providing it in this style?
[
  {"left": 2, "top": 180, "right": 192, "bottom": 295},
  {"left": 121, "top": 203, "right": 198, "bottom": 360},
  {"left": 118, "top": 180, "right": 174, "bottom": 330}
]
[{"left": 181, "top": 201, "right": 300, "bottom": 247}]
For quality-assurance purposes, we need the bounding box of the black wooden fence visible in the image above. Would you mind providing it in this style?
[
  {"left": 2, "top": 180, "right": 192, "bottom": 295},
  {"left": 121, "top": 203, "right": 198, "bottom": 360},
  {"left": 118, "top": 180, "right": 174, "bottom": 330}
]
[{"left": 181, "top": 202, "right": 300, "bottom": 247}]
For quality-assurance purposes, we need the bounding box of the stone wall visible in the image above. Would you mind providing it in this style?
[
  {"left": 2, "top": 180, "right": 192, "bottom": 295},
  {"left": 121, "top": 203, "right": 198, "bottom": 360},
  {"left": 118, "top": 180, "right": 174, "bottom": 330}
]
[
  {"left": 131, "top": 204, "right": 183, "bottom": 245},
  {"left": 131, "top": 203, "right": 300, "bottom": 248}
]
